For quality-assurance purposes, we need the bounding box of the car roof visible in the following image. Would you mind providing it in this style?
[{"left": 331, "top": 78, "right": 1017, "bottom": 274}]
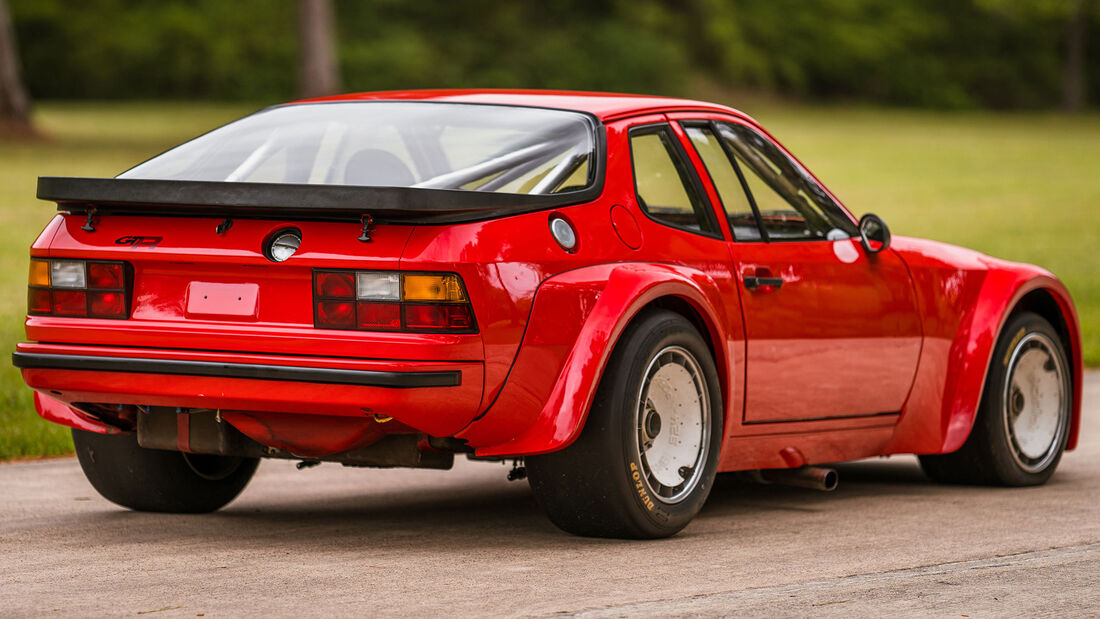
[{"left": 294, "top": 89, "right": 756, "bottom": 123}]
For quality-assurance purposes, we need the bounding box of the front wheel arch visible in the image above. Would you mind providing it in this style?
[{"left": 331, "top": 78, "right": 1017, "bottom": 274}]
[
  {"left": 920, "top": 311, "right": 1072, "bottom": 486},
  {"left": 976, "top": 286, "right": 1082, "bottom": 453}
]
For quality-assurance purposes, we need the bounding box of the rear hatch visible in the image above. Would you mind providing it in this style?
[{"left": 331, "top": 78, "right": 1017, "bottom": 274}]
[{"left": 27, "top": 98, "right": 602, "bottom": 370}]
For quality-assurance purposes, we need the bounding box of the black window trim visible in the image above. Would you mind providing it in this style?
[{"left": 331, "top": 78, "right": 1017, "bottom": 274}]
[
  {"left": 627, "top": 123, "right": 723, "bottom": 240},
  {"left": 709, "top": 119, "right": 858, "bottom": 243},
  {"left": 679, "top": 120, "right": 771, "bottom": 243}
]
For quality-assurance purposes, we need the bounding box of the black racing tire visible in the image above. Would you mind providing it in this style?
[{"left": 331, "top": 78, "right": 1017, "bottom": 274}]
[
  {"left": 526, "top": 309, "right": 723, "bottom": 539},
  {"left": 919, "top": 312, "right": 1071, "bottom": 487},
  {"left": 72, "top": 428, "right": 259, "bottom": 513}
]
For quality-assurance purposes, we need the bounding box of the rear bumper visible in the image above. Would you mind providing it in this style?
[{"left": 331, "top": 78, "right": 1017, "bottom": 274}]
[
  {"left": 13, "top": 351, "right": 460, "bottom": 388},
  {"left": 15, "top": 343, "right": 484, "bottom": 437}
]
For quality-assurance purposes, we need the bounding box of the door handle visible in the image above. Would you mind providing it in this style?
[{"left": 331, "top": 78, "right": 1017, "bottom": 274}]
[{"left": 744, "top": 276, "right": 783, "bottom": 290}]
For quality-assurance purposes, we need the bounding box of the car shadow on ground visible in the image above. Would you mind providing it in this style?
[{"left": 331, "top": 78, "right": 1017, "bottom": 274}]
[
  {"left": 701, "top": 456, "right": 935, "bottom": 515},
  {"left": 34, "top": 455, "right": 960, "bottom": 554}
]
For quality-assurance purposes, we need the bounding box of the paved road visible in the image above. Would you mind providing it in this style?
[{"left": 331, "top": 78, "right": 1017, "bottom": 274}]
[{"left": 2, "top": 372, "right": 1097, "bottom": 617}]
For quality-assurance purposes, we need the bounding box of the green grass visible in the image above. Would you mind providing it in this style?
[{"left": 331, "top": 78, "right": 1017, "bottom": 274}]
[{"left": 0, "top": 101, "right": 1097, "bottom": 459}]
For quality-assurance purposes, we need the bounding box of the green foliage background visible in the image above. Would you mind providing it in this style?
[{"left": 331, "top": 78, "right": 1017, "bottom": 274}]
[{"left": 10, "top": 0, "right": 1100, "bottom": 109}]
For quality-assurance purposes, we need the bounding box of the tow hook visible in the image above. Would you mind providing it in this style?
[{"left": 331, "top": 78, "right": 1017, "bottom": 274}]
[
  {"left": 296, "top": 459, "right": 321, "bottom": 471},
  {"left": 507, "top": 460, "right": 527, "bottom": 481}
]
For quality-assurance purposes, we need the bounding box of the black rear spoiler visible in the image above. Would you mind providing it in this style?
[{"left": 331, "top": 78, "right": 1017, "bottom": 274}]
[{"left": 37, "top": 176, "right": 600, "bottom": 225}]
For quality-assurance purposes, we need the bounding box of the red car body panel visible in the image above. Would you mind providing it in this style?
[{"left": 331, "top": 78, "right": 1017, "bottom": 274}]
[
  {"left": 18, "top": 89, "right": 1082, "bottom": 470},
  {"left": 885, "top": 237, "right": 1083, "bottom": 454}
]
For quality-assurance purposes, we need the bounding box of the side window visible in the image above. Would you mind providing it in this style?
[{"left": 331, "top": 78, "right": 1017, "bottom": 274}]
[
  {"left": 715, "top": 122, "right": 857, "bottom": 241},
  {"left": 684, "top": 125, "right": 763, "bottom": 241},
  {"left": 630, "top": 126, "right": 716, "bottom": 235}
]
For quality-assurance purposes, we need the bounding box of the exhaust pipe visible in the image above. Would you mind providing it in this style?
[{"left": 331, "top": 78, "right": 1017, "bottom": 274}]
[{"left": 759, "top": 466, "right": 839, "bottom": 492}]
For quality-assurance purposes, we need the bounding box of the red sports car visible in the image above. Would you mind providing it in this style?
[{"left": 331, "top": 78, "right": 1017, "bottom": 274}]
[{"left": 16, "top": 90, "right": 1082, "bottom": 538}]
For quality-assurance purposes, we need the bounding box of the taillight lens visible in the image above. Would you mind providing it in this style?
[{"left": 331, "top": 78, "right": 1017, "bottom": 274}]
[
  {"left": 28, "top": 258, "right": 131, "bottom": 319},
  {"left": 313, "top": 270, "right": 476, "bottom": 333}
]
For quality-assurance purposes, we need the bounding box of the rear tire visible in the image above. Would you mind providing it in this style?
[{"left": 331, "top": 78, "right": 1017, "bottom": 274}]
[
  {"left": 526, "top": 310, "right": 723, "bottom": 538},
  {"left": 72, "top": 429, "right": 259, "bottom": 513},
  {"left": 919, "top": 312, "right": 1071, "bottom": 486}
]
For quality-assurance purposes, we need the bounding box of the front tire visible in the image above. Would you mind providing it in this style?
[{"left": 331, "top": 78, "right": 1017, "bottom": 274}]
[
  {"left": 526, "top": 310, "right": 723, "bottom": 538},
  {"left": 920, "top": 312, "right": 1071, "bottom": 486},
  {"left": 73, "top": 429, "right": 259, "bottom": 513}
]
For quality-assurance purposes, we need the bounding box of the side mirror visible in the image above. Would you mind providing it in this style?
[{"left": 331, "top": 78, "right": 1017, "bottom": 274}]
[{"left": 858, "top": 213, "right": 891, "bottom": 254}]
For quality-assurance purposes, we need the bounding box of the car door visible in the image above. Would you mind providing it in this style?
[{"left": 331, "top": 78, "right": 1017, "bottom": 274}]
[{"left": 675, "top": 116, "right": 922, "bottom": 423}]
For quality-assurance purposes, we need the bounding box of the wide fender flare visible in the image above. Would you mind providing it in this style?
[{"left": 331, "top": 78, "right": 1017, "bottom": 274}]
[
  {"left": 939, "top": 272, "right": 1082, "bottom": 453},
  {"left": 460, "top": 262, "right": 731, "bottom": 457}
]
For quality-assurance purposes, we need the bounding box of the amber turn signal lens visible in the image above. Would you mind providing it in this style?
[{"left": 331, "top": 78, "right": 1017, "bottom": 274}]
[
  {"left": 402, "top": 274, "right": 467, "bottom": 302},
  {"left": 29, "top": 259, "right": 50, "bottom": 287}
]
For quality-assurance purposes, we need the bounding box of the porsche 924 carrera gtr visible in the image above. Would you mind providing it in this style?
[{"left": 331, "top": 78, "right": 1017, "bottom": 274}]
[{"left": 15, "top": 90, "right": 1082, "bottom": 538}]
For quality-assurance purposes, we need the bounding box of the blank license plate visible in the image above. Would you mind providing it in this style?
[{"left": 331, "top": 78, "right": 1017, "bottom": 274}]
[{"left": 186, "top": 282, "right": 259, "bottom": 320}]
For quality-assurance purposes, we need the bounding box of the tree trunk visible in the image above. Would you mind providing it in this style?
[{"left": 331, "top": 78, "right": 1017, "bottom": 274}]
[
  {"left": 1063, "top": 0, "right": 1090, "bottom": 112},
  {"left": 298, "top": 0, "right": 341, "bottom": 99},
  {"left": 0, "top": 0, "right": 32, "bottom": 131}
]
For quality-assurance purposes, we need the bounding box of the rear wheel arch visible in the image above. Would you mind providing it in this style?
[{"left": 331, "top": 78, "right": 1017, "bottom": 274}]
[
  {"left": 464, "top": 269, "right": 732, "bottom": 457},
  {"left": 526, "top": 307, "right": 724, "bottom": 537},
  {"left": 640, "top": 295, "right": 729, "bottom": 433}
]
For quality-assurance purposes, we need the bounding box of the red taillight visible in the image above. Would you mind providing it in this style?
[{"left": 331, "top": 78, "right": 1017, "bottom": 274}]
[
  {"left": 28, "top": 288, "right": 51, "bottom": 314},
  {"left": 28, "top": 258, "right": 130, "bottom": 319},
  {"left": 403, "top": 304, "right": 474, "bottom": 330},
  {"left": 316, "top": 300, "right": 356, "bottom": 329},
  {"left": 52, "top": 290, "right": 87, "bottom": 315},
  {"left": 88, "top": 263, "right": 124, "bottom": 289},
  {"left": 313, "top": 270, "right": 477, "bottom": 333},
  {"left": 316, "top": 271, "right": 355, "bottom": 299},
  {"left": 357, "top": 301, "right": 401, "bottom": 330},
  {"left": 89, "top": 291, "right": 126, "bottom": 318}
]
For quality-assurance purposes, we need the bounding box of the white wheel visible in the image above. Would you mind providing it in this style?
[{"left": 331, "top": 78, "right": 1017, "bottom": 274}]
[
  {"left": 1003, "top": 332, "right": 1069, "bottom": 474},
  {"left": 634, "top": 346, "right": 711, "bottom": 503}
]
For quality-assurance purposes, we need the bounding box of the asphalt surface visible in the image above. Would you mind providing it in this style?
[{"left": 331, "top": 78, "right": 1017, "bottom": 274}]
[{"left": 2, "top": 371, "right": 1097, "bottom": 617}]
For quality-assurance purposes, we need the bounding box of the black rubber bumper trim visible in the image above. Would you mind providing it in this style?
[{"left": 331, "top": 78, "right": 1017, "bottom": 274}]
[{"left": 11, "top": 352, "right": 461, "bottom": 388}]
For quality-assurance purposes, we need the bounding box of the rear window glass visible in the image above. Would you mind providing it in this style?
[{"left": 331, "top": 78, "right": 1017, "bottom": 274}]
[{"left": 119, "top": 102, "right": 597, "bottom": 195}]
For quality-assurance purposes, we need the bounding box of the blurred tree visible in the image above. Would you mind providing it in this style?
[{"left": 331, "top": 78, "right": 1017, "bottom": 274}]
[
  {"left": 978, "top": 0, "right": 1094, "bottom": 111},
  {"left": 1064, "top": 0, "right": 1091, "bottom": 111},
  {"left": 4, "top": 0, "right": 1099, "bottom": 110},
  {"left": 299, "top": 0, "right": 341, "bottom": 98},
  {"left": 0, "top": 0, "right": 31, "bottom": 133}
]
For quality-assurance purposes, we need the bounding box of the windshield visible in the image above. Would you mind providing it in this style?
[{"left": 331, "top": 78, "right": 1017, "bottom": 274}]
[{"left": 120, "top": 102, "right": 597, "bottom": 195}]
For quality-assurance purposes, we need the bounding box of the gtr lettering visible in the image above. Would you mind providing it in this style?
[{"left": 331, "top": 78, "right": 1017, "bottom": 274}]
[{"left": 115, "top": 235, "right": 163, "bottom": 248}]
